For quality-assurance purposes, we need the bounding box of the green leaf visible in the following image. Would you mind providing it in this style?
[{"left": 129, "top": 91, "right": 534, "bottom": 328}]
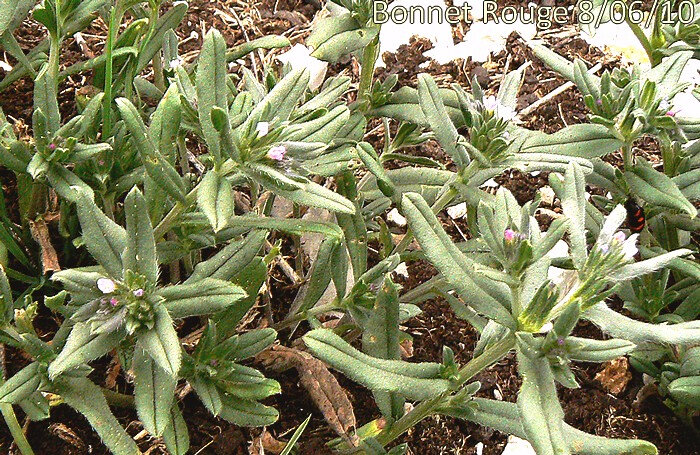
[
  {"left": 0, "top": 0, "right": 33, "bottom": 37},
  {"left": 33, "top": 64, "right": 60, "bottom": 136},
  {"left": 567, "top": 337, "right": 636, "bottom": 363},
  {"left": 280, "top": 414, "right": 311, "bottom": 455},
  {"left": 400, "top": 192, "right": 515, "bottom": 328},
  {"left": 149, "top": 84, "right": 181, "bottom": 161},
  {"left": 74, "top": 188, "right": 126, "bottom": 278},
  {"left": 138, "top": 305, "right": 181, "bottom": 377},
  {"left": 285, "top": 238, "right": 337, "bottom": 321},
  {"left": 133, "top": 345, "right": 176, "bottom": 436},
  {"left": 245, "top": 67, "right": 309, "bottom": 127},
  {"left": 226, "top": 328, "right": 277, "bottom": 361},
  {"left": 284, "top": 105, "right": 350, "bottom": 143},
  {"left": 585, "top": 303, "right": 700, "bottom": 345},
  {"left": 647, "top": 51, "right": 693, "bottom": 98},
  {"left": 54, "top": 376, "right": 140, "bottom": 455},
  {"left": 626, "top": 158, "right": 696, "bottom": 218},
  {"left": 159, "top": 278, "right": 247, "bottom": 319},
  {"left": 514, "top": 124, "right": 624, "bottom": 159},
  {"left": 49, "top": 322, "right": 124, "bottom": 380},
  {"left": 187, "top": 230, "right": 267, "bottom": 282},
  {"left": 516, "top": 348, "right": 569, "bottom": 455},
  {"left": 123, "top": 187, "right": 158, "bottom": 284},
  {"left": 0, "top": 362, "right": 41, "bottom": 404},
  {"left": 115, "top": 97, "right": 186, "bottom": 203},
  {"left": 197, "top": 29, "right": 228, "bottom": 162},
  {"left": 304, "top": 328, "right": 450, "bottom": 401},
  {"left": 465, "top": 397, "right": 657, "bottom": 455},
  {"left": 559, "top": 162, "right": 587, "bottom": 269},
  {"left": 311, "top": 25, "right": 380, "bottom": 63},
  {"left": 197, "top": 170, "right": 234, "bottom": 233},
  {"left": 162, "top": 403, "right": 190, "bottom": 455},
  {"left": 418, "top": 73, "right": 469, "bottom": 167},
  {"left": 218, "top": 393, "right": 279, "bottom": 427},
  {"left": 497, "top": 63, "right": 527, "bottom": 110},
  {"left": 362, "top": 276, "right": 404, "bottom": 422},
  {"left": 668, "top": 376, "right": 700, "bottom": 408},
  {"left": 191, "top": 375, "right": 222, "bottom": 416},
  {"left": 225, "top": 35, "right": 290, "bottom": 62},
  {"left": 135, "top": 1, "right": 188, "bottom": 72},
  {"left": 244, "top": 163, "right": 355, "bottom": 214}
]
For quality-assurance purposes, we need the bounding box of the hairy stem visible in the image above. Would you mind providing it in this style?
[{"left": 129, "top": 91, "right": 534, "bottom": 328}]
[{"left": 372, "top": 334, "right": 516, "bottom": 448}]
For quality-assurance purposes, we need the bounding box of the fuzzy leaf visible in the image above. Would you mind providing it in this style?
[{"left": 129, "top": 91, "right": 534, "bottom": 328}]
[
  {"left": 197, "top": 170, "right": 234, "bottom": 232},
  {"left": 159, "top": 278, "right": 247, "bottom": 319},
  {"left": 123, "top": 187, "right": 158, "bottom": 284},
  {"left": 138, "top": 305, "right": 181, "bottom": 377},
  {"left": 74, "top": 188, "right": 127, "bottom": 279},
  {"left": 304, "top": 328, "right": 450, "bottom": 401},
  {"left": 197, "top": 29, "right": 228, "bottom": 162},
  {"left": 54, "top": 376, "right": 140, "bottom": 455},
  {"left": 49, "top": 322, "right": 124, "bottom": 380},
  {"left": 133, "top": 346, "right": 176, "bottom": 436}
]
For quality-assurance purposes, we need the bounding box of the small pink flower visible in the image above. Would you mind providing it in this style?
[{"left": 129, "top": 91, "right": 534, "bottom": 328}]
[
  {"left": 556, "top": 337, "right": 565, "bottom": 346},
  {"left": 97, "top": 278, "right": 116, "bottom": 294},
  {"left": 98, "top": 159, "right": 105, "bottom": 166},
  {"left": 267, "top": 145, "right": 287, "bottom": 161},
  {"left": 595, "top": 99, "right": 602, "bottom": 106},
  {"left": 666, "top": 110, "right": 677, "bottom": 117},
  {"left": 109, "top": 297, "right": 119, "bottom": 307},
  {"left": 613, "top": 231, "right": 626, "bottom": 243},
  {"left": 504, "top": 229, "right": 516, "bottom": 242},
  {"left": 133, "top": 289, "right": 144, "bottom": 297},
  {"left": 48, "top": 143, "right": 56, "bottom": 151}
]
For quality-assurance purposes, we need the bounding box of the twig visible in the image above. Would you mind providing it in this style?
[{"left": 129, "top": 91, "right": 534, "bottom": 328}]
[{"left": 518, "top": 62, "right": 603, "bottom": 119}]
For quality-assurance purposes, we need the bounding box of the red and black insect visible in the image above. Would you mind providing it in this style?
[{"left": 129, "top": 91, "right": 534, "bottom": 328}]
[{"left": 624, "top": 198, "right": 645, "bottom": 233}]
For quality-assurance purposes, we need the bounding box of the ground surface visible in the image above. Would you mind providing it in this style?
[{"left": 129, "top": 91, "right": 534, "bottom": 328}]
[{"left": 0, "top": 0, "right": 698, "bottom": 454}]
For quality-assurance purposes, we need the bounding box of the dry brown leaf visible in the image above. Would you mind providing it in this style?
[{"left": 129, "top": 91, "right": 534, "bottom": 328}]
[
  {"left": 29, "top": 219, "right": 60, "bottom": 273},
  {"left": 595, "top": 357, "right": 632, "bottom": 394},
  {"left": 48, "top": 423, "right": 86, "bottom": 450},
  {"left": 399, "top": 338, "right": 414, "bottom": 359},
  {"left": 249, "top": 430, "right": 287, "bottom": 455},
  {"left": 257, "top": 345, "right": 358, "bottom": 445}
]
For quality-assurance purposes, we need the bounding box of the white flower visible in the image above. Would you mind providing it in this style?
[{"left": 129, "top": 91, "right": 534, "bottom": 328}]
[
  {"left": 277, "top": 44, "right": 328, "bottom": 91},
  {"left": 482, "top": 95, "right": 517, "bottom": 121},
  {"left": 439, "top": 21, "right": 535, "bottom": 63},
  {"left": 387, "top": 208, "right": 407, "bottom": 226},
  {"left": 168, "top": 57, "right": 183, "bottom": 69},
  {"left": 621, "top": 233, "right": 639, "bottom": 260},
  {"left": 671, "top": 89, "right": 700, "bottom": 117},
  {"left": 393, "top": 262, "right": 409, "bottom": 278},
  {"left": 378, "top": 0, "right": 455, "bottom": 58},
  {"left": 447, "top": 202, "right": 468, "bottom": 220},
  {"left": 255, "top": 122, "right": 269, "bottom": 137},
  {"left": 598, "top": 204, "right": 627, "bottom": 247},
  {"left": 502, "top": 435, "right": 536, "bottom": 455},
  {"left": 97, "top": 277, "right": 116, "bottom": 294},
  {"left": 581, "top": 22, "right": 651, "bottom": 67}
]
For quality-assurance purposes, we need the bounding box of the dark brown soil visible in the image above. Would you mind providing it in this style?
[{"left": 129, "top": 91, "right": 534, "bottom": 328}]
[{"left": 0, "top": 0, "right": 697, "bottom": 454}]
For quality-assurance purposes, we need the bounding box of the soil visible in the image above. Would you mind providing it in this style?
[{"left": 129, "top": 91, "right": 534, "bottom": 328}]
[{"left": 0, "top": 0, "right": 698, "bottom": 454}]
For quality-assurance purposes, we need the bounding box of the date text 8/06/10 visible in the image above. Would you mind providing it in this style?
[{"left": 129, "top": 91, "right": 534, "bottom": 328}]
[{"left": 372, "top": 0, "right": 697, "bottom": 29}]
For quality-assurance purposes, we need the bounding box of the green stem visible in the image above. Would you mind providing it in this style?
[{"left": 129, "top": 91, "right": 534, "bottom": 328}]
[
  {"left": 272, "top": 302, "right": 340, "bottom": 331},
  {"left": 357, "top": 37, "right": 379, "bottom": 111},
  {"left": 390, "top": 185, "right": 458, "bottom": 256},
  {"left": 152, "top": 190, "right": 196, "bottom": 240},
  {"left": 102, "top": 6, "right": 120, "bottom": 138},
  {"left": 0, "top": 345, "right": 34, "bottom": 455},
  {"left": 0, "top": 404, "right": 34, "bottom": 455},
  {"left": 101, "top": 388, "right": 134, "bottom": 408},
  {"left": 622, "top": 143, "right": 634, "bottom": 170},
  {"left": 372, "top": 334, "right": 515, "bottom": 447},
  {"left": 626, "top": 20, "right": 654, "bottom": 67}
]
